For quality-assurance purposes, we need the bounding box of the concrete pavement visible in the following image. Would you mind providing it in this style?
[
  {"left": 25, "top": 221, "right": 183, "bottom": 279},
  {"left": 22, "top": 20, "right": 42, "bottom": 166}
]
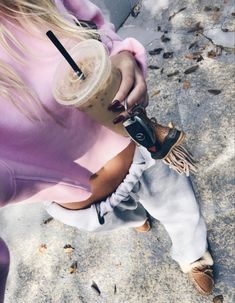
[{"left": 0, "top": 1, "right": 234, "bottom": 302}]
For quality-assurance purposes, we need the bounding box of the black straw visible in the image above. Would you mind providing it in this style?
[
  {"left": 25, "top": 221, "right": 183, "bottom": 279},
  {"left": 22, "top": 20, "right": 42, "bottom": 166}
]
[{"left": 46, "top": 30, "right": 85, "bottom": 80}]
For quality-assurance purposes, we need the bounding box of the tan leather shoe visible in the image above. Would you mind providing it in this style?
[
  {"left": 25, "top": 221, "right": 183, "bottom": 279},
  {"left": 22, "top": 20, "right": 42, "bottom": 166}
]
[
  {"left": 181, "top": 251, "right": 214, "bottom": 295},
  {"left": 189, "top": 265, "right": 214, "bottom": 295},
  {"left": 134, "top": 218, "right": 151, "bottom": 232},
  {"left": 125, "top": 105, "right": 196, "bottom": 176}
]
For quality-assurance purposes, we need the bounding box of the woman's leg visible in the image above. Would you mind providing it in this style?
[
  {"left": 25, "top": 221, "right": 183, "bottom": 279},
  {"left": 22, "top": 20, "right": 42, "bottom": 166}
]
[
  {"left": 131, "top": 157, "right": 214, "bottom": 294},
  {"left": 133, "top": 160, "right": 208, "bottom": 267},
  {"left": 45, "top": 196, "right": 147, "bottom": 232},
  {"left": 45, "top": 146, "right": 152, "bottom": 232},
  {"left": 0, "top": 238, "right": 10, "bottom": 303}
]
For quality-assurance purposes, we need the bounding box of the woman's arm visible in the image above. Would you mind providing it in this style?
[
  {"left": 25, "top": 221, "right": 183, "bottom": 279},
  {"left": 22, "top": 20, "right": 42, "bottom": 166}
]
[
  {"left": 63, "top": 0, "right": 147, "bottom": 75},
  {"left": 57, "top": 49, "right": 148, "bottom": 210},
  {"left": 0, "top": 161, "right": 15, "bottom": 208},
  {"left": 58, "top": 141, "right": 136, "bottom": 210},
  {"left": 56, "top": 0, "right": 148, "bottom": 210}
]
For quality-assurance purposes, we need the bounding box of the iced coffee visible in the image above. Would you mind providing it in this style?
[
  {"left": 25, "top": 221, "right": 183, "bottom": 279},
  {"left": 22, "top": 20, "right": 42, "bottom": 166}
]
[{"left": 53, "top": 39, "right": 127, "bottom": 136}]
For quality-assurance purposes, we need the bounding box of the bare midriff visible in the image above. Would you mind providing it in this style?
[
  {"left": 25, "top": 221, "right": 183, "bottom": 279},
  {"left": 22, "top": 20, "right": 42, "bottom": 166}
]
[{"left": 58, "top": 141, "right": 136, "bottom": 210}]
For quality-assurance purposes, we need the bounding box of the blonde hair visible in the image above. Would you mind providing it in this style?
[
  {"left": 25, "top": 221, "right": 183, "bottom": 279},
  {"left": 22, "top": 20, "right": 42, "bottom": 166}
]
[{"left": 0, "top": 0, "right": 99, "bottom": 122}]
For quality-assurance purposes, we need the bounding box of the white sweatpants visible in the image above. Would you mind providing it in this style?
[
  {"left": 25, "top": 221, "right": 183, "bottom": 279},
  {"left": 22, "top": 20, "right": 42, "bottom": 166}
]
[{"left": 45, "top": 146, "right": 208, "bottom": 268}]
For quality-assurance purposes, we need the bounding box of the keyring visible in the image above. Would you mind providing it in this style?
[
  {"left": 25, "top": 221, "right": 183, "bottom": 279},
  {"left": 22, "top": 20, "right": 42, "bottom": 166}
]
[{"left": 124, "top": 99, "right": 129, "bottom": 111}]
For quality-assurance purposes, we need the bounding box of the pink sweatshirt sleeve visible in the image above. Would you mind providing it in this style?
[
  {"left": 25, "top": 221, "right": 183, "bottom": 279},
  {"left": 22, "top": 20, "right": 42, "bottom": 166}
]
[
  {"left": 63, "top": 0, "right": 147, "bottom": 76},
  {"left": 0, "top": 158, "right": 92, "bottom": 207},
  {"left": 0, "top": 161, "right": 15, "bottom": 207}
]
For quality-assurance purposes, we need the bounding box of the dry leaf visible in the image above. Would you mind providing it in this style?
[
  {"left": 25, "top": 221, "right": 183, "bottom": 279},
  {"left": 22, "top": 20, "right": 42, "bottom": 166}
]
[
  {"left": 131, "top": 3, "right": 142, "bottom": 18},
  {"left": 43, "top": 217, "right": 53, "bottom": 224},
  {"left": 184, "top": 65, "right": 199, "bottom": 74},
  {"left": 39, "top": 244, "right": 47, "bottom": 254},
  {"left": 167, "top": 70, "right": 179, "bottom": 77},
  {"left": 204, "top": 6, "right": 212, "bottom": 11},
  {"left": 185, "top": 53, "right": 194, "bottom": 60},
  {"left": 207, "top": 50, "right": 217, "bottom": 58},
  {"left": 148, "top": 48, "right": 163, "bottom": 55},
  {"left": 64, "top": 244, "right": 75, "bottom": 253},
  {"left": 208, "top": 46, "right": 222, "bottom": 58},
  {"left": 204, "top": 6, "right": 220, "bottom": 12},
  {"left": 188, "top": 41, "right": 198, "bottom": 49},
  {"left": 213, "top": 295, "right": 224, "bottom": 303},
  {"left": 161, "top": 35, "right": 171, "bottom": 42},
  {"left": 163, "top": 52, "right": 173, "bottom": 59},
  {"left": 196, "top": 55, "right": 203, "bottom": 62},
  {"left": 187, "top": 22, "right": 203, "bottom": 33},
  {"left": 208, "top": 89, "right": 222, "bottom": 95},
  {"left": 183, "top": 80, "right": 190, "bottom": 89},
  {"left": 148, "top": 65, "right": 160, "bottom": 70},
  {"left": 91, "top": 281, "right": 101, "bottom": 295},
  {"left": 69, "top": 261, "right": 77, "bottom": 274},
  {"left": 151, "top": 90, "right": 161, "bottom": 97},
  {"left": 185, "top": 52, "right": 202, "bottom": 60}
]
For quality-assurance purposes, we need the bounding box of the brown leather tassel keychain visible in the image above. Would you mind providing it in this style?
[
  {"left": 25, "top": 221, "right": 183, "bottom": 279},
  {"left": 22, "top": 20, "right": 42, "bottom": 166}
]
[{"left": 123, "top": 105, "right": 197, "bottom": 176}]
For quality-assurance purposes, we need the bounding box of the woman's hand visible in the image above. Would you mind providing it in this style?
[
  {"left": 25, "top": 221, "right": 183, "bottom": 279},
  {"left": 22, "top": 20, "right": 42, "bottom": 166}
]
[{"left": 109, "top": 51, "right": 148, "bottom": 124}]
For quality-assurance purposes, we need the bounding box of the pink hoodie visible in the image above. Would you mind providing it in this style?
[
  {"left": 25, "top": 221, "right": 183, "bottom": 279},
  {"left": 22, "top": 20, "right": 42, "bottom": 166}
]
[{"left": 0, "top": 0, "right": 147, "bottom": 207}]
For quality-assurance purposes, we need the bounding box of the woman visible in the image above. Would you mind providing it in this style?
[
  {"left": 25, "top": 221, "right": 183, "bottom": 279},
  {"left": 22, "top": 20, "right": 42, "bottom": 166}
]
[{"left": 0, "top": 1, "right": 214, "bottom": 301}]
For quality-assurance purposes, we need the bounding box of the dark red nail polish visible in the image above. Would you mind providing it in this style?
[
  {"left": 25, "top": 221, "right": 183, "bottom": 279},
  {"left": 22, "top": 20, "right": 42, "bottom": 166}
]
[
  {"left": 112, "top": 99, "right": 121, "bottom": 104},
  {"left": 112, "top": 105, "right": 125, "bottom": 112},
  {"left": 108, "top": 100, "right": 121, "bottom": 111},
  {"left": 113, "top": 115, "right": 125, "bottom": 124}
]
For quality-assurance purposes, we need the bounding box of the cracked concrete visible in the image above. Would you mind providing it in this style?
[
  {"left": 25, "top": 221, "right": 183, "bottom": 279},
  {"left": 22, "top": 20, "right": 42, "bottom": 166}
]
[{"left": 0, "top": 1, "right": 234, "bottom": 302}]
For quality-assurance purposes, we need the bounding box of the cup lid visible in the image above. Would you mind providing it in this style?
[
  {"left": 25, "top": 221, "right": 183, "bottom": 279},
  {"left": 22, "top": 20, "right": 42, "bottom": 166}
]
[{"left": 53, "top": 39, "right": 110, "bottom": 106}]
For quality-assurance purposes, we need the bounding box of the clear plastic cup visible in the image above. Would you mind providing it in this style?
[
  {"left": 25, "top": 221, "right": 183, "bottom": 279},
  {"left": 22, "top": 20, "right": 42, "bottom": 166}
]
[{"left": 53, "top": 39, "right": 127, "bottom": 136}]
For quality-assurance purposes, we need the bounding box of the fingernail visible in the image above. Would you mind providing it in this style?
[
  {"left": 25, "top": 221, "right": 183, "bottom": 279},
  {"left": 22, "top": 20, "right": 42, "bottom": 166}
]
[
  {"left": 112, "top": 99, "right": 120, "bottom": 105},
  {"left": 108, "top": 100, "right": 121, "bottom": 111},
  {"left": 112, "top": 104, "right": 125, "bottom": 112},
  {"left": 113, "top": 115, "right": 125, "bottom": 124}
]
